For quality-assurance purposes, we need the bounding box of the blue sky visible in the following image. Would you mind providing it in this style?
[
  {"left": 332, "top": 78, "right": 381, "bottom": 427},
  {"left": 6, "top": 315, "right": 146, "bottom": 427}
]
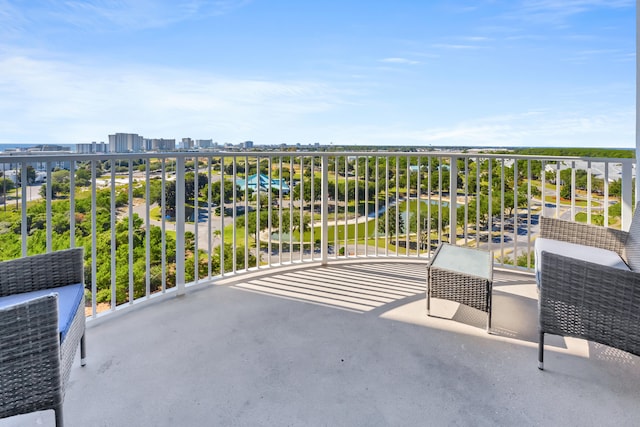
[{"left": 0, "top": 0, "right": 634, "bottom": 147}]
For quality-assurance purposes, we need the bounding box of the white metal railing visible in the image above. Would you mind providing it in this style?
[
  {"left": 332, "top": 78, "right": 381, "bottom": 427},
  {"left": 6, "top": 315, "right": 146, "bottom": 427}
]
[{"left": 0, "top": 151, "right": 635, "bottom": 319}]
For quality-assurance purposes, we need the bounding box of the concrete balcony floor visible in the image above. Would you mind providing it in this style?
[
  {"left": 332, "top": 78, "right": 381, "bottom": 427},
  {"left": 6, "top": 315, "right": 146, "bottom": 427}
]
[{"left": 4, "top": 260, "right": 640, "bottom": 426}]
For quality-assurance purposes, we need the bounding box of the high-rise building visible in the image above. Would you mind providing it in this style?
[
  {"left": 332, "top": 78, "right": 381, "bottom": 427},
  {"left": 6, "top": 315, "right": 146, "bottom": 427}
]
[
  {"left": 181, "top": 138, "right": 194, "bottom": 150},
  {"left": 148, "top": 138, "right": 176, "bottom": 151},
  {"left": 109, "top": 133, "right": 144, "bottom": 153},
  {"left": 196, "top": 139, "right": 213, "bottom": 148},
  {"left": 76, "top": 141, "right": 107, "bottom": 154}
]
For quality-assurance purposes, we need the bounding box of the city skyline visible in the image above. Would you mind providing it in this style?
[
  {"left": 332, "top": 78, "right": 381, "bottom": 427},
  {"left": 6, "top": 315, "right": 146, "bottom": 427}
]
[{"left": 0, "top": 1, "right": 634, "bottom": 148}]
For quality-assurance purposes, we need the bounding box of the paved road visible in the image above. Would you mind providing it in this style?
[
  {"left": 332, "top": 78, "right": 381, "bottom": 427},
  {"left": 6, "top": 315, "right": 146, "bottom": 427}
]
[{"left": 131, "top": 203, "right": 223, "bottom": 251}]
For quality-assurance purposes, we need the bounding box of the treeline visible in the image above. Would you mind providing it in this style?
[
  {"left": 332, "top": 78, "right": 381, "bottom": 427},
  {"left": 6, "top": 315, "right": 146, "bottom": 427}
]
[
  {"left": 0, "top": 184, "right": 254, "bottom": 306},
  {"left": 512, "top": 148, "right": 634, "bottom": 158}
]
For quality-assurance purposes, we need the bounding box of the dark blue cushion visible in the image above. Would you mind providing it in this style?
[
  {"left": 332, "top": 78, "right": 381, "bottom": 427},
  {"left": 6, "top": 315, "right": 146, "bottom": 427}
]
[{"left": 0, "top": 283, "right": 84, "bottom": 341}]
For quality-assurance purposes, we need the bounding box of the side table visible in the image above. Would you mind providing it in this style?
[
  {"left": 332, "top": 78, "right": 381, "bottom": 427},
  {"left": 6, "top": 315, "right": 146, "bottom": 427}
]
[{"left": 427, "top": 243, "right": 493, "bottom": 332}]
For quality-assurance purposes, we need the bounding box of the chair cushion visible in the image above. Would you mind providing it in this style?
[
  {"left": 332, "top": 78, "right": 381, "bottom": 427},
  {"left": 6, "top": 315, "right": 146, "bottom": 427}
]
[
  {"left": 622, "top": 205, "right": 640, "bottom": 271},
  {"left": 0, "top": 283, "right": 84, "bottom": 342},
  {"left": 535, "top": 238, "right": 630, "bottom": 286}
]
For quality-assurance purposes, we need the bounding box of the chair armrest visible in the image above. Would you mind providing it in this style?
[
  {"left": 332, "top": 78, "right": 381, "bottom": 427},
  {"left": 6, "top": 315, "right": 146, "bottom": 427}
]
[
  {"left": 540, "top": 217, "right": 628, "bottom": 256},
  {"left": 538, "top": 250, "right": 640, "bottom": 357},
  {"left": 0, "top": 294, "right": 63, "bottom": 419},
  {"left": 0, "top": 248, "right": 84, "bottom": 297}
]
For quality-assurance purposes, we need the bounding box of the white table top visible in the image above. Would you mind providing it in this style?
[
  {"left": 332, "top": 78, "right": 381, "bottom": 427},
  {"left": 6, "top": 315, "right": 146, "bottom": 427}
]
[{"left": 430, "top": 244, "right": 493, "bottom": 280}]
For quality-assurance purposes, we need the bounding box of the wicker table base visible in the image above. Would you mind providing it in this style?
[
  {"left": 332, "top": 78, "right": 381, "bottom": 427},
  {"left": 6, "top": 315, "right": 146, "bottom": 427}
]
[{"left": 427, "top": 244, "right": 493, "bottom": 332}]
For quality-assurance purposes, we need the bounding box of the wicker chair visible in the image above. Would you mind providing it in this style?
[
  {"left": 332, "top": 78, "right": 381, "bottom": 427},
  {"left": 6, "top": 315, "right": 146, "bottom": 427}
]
[
  {"left": 0, "top": 248, "right": 86, "bottom": 427},
  {"left": 536, "top": 206, "right": 640, "bottom": 370}
]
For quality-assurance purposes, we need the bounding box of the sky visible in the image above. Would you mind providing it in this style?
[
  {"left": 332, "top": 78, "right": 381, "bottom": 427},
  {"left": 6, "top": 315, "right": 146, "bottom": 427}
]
[{"left": 0, "top": 0, "right": 635, "bottom": 148}]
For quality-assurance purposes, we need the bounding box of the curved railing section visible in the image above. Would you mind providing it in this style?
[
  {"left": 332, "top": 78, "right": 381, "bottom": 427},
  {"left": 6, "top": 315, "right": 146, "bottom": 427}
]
[{"left": 0, "top": 151, "right": 635, "bottom": 319}]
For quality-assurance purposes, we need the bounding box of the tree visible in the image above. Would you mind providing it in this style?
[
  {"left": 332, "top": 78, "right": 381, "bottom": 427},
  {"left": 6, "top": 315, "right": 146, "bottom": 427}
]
[
  {"left": 462, "top": 194, "right": 501, "bottom": 229},
  {"left": 293, "top": 177, "right": 322, "bottom": 202},
  {"left": 163, "top": 173, "right": 208, "bottom": 218},
  {"left": 407, "top": 203, "right": 449, "bottom": 249},
  {"left": 0, "top": 178, "right": 15, "bottom": 195},
  {"left": 379, "top": 205, "right": 404, "bottom": 237},
  {"left": 293, "top": 213, "right": 311, "bottom": 234},
  {"left": 609, "top": 179, "right": 622, "bottom": 197},
  {"left": 209, "top": 180, "right": 241, "bottom": 205},
  {"left": 240, "top": 209, "right": 279, "bottom": 235},
  {"left": 184, "top": 172, "right": 208, "bottom": 204},
  {"left": 39, "top": 169, "right": 71, "bottom": 198},
  {"left": 75, "top": 168, "right": 92, "bottom": 187},
  {"left": 501, "top": 183, "right": 531, "bottom": 215},
  {"left": 15, "top": 166, "right": 37, "bottom": 185}
]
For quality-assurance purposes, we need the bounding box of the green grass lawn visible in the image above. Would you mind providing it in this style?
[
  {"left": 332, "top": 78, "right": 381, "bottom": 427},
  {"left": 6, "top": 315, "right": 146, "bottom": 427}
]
[
  {"left": 542, "top": 195, "right": 601, "bottom": 208},
  {"left": 221, "top": 217, "right": 380, "bottom": 247},
  {"left": 150, "top": 206, "right": 162, "bottom": 221}
]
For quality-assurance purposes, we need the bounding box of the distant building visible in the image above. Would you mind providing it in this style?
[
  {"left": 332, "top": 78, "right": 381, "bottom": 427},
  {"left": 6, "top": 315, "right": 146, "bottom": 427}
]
[
  {"left": 27, "top": 145, "right": 68, "bottom": 152},
  {"left": 0, "top": 157, "right": 69, "bottom": 173},
  {"left": 147, "top": 138, "right": 176, "bottom": 151},
  {"left": 34, "top": 171, "right": 46, "bottom": 183},
  {"left": 243, "top": 141, "right": 254, "bottom": 149},
  {"left": 109, "top": 133, "right": 144, "bottom": 152},
  {"left": 76, "top": 141, "right": 107, "bottom": 154},
  {"left": 235, "top": 174, "right": 290, "bottom": 195},
  {"left": 1, "top": 169, "right": 47, "bottom": 184},
  {"left": 2, "top": 169, "right": 18, "bottom": 184},
  {"left": 196, "top": 139, "right": 213, "bottom": 149},
  {"left": 181, "top": 138, "right": 194, "bottom": 150},
  {"left": 0, "top": 145, "right": 71, "bottom": 171}
]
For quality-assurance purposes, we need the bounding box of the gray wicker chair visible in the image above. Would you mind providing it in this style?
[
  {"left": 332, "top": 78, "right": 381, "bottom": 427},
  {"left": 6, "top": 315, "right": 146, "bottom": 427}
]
[
  {"left": 536, "top": 207, "right": 640, "bottom": 370},
  {"left": 0, "top": 248, "right": 86, "bottom": 426}
]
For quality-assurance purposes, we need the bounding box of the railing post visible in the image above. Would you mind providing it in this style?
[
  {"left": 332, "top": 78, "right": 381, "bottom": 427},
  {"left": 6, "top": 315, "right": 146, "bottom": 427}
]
[
  {"left": 175, "top": 156, "right": 186, "bottom": 295},
  {"left": 91, "top": 160, "right": 97, "bottom": 317},
  {"left": 637, "top": 2, "right": 640, "bottom": 208},
  {"left": 20, "top": 162, "right": 27, "bottom": 257},
  {"left": 321, "top": 154, "right": 329, "bottom": 265},
  {"left": 128, "top": 160, "right": 134, "bottom": 303},
  {"left": 69, "top": 160, "right": 76, "bottom": 248},
  {"left": 621, "top": 161, "right": 633, "bottom": 231},
  {"left": 45, "top": 162, "right": 52, "bottom": 253},
  {"left": 449, "top": 155, "right": 458, "bottom": 245}
]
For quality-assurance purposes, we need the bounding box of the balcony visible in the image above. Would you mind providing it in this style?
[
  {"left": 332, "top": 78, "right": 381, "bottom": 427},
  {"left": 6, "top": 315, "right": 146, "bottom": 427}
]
[
  {"left": 0, "top": 151, "right": 638, "bottom": 425},
  {"left": 4, "top": 261, "right": 640, "bottom": 426}
]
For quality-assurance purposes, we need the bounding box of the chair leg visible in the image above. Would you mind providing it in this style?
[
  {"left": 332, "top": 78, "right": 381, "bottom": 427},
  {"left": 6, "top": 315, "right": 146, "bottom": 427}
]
[
  {"left": 80, "top": 333, "right": 86, "bottom": 367},
  {"left": 538, "top": 331, "right": 544, "bottom": 370},
  {"left": 55, "top": 404, "right": 64, "bottom": 427},
  {"left": 426, "top": 279, "right": 431, "bottom": 316}
]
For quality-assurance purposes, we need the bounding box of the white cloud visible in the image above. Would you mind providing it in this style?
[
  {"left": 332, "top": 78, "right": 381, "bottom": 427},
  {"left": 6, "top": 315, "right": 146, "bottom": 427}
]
[
  {"left": 5, "top": 0, "right": 252, "bottom": 32},
  {"left": 431, "top": 43, "right": 482, "bottom": 50},
  {"left": 379, "top": 58, "right": 420, "bottom": 65},
  {"left": 522, "top": 0, "right": 632, "bottom": 13},
  {"left": 0, "top": 0, "right": 28, "bottom": 37},
  {"left": 460, "top": 36, "right": 491, "bottom": 42},
  {"left": 351, "top": 109, "right": 634, "bottom": 147},
  {"left": 512, "top": 0, "right": 633, "bottom": 26},
  {"left": 0, "top": 51, "right": 632, "bottom": 147},
  {"left": 0, "top": 54, "right": 345, "bottom": 144}
]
